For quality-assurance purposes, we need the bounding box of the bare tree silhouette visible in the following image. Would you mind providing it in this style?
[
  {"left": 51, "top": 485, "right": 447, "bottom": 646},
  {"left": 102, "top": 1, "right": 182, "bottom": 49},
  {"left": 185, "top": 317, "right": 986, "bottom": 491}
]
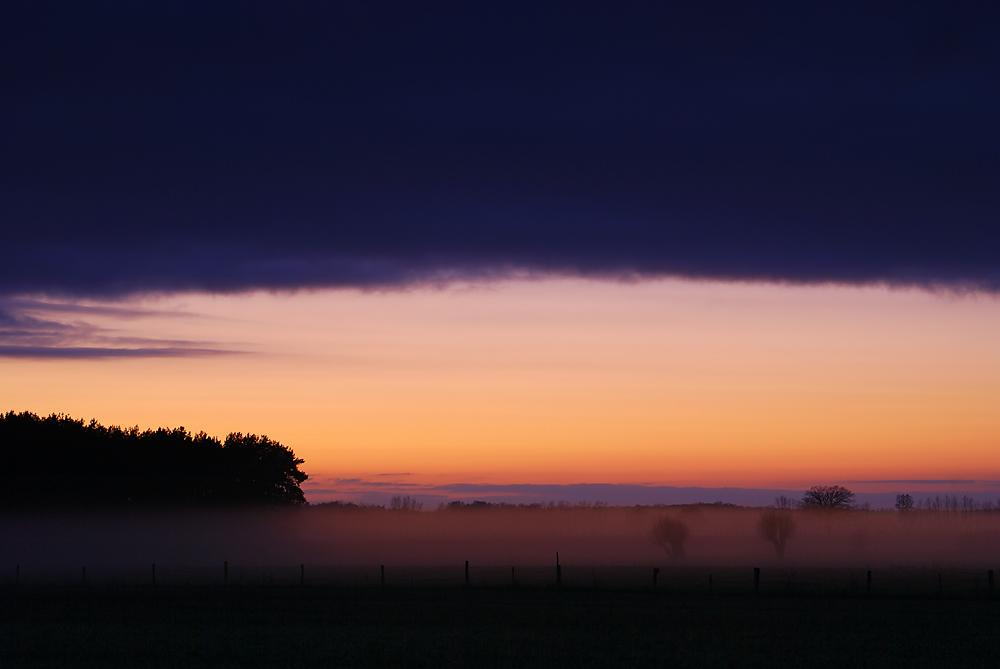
[
  {"left": 774, "top": 495, "right": 795, "bottom": 509},
  {"left": 389, "top": 495, "right": 422, "bottom": 511},
  {"left": 758, "top": 503, "right": 797, "bottom": 559},
  {"left": 652, "top": 515, "right": 690, "bottom": 561}
]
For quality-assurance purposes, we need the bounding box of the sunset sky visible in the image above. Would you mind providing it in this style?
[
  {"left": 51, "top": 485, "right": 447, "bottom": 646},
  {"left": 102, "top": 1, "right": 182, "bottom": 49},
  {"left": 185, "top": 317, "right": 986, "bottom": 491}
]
[{"left": 2, "top": 2, "right": 999, "bottom": 505}]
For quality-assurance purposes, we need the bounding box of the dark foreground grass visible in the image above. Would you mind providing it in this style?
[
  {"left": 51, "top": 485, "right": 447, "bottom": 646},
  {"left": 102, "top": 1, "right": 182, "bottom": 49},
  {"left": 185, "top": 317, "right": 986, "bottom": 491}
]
[{"left": 0, "top": 584, "right": 997, "bottom": 668}]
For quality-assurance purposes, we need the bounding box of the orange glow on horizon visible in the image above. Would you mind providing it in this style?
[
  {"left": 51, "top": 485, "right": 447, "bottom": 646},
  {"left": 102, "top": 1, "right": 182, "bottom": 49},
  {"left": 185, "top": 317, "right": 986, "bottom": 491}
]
[{"left": 2, "top": 280, "right": 999, "bottom": 491}]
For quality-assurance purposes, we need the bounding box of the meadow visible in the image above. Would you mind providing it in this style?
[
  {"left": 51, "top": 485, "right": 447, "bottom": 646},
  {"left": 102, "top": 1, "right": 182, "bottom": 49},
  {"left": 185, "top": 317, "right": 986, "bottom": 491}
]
[
  {"left": 1, "top": 504, "right": 998, "bottom": 667},
  {"left": 1, "top": 582, "right": 998, "bottom": 668}
]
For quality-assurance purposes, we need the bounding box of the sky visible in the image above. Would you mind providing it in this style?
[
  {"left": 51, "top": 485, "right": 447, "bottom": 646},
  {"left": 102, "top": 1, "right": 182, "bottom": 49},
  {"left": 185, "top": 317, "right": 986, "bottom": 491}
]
[{"left": 2, "top": 2, "right": 999, "bottom": 505}]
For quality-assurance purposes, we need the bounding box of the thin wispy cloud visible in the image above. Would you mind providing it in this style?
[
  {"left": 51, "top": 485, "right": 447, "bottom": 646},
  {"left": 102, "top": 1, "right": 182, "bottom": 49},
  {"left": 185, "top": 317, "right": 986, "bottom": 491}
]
[
  {"left": 302, "top": 478, "right": 800, "bottom": 507},
  {"left": 0, "top": 298, "right": 199, "bottom": 319},
  {"left": 0, "top": 346, "right": 236, "bottom": 360},
  {"left": 847, "top": 479, "right": 979, "bottom": 485},
  {"left": 0, "top": 299, "right": 238, "bottom": 359},
  {"left": 302, "top": 478, "right": 1000, "bottom": 508}
]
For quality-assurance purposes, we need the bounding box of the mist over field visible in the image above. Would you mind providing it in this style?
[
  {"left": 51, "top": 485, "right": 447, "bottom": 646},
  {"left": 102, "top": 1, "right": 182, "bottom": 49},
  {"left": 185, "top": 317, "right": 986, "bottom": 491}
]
[{"left": 2, "top": 505, "right": 998, "bottom": 578}]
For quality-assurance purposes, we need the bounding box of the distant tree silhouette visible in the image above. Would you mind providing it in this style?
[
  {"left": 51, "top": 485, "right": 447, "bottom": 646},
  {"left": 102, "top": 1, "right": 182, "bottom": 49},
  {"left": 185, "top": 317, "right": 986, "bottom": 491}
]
[
  {"left": 774, "top": 495, "right": 796, "bottom": 509},
  {"left": 895, "top": 493, "right": 914, "bottom": 512},
  {"left": 389, "top": 495, "right": 422, "bottom": 511},
  {"left": 652, "top": 515, "right": 690, "bottom": 561},
  {"left": 800, "top": 485, "right": 855, "bottom": 510},
  {"left": 758, "top": 501, "right": 797, "bottom": 559},
  {"left": 0, "top": 411, "right": 307, "bottom": 508}
]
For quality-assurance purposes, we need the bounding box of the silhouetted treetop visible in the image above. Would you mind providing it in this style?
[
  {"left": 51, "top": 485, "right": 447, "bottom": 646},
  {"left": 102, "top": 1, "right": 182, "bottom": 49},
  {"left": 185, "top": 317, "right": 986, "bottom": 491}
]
[
  {"left": 800, "top": 485, "right": 855, "bottom": 510},
  {"left": 895, "top": 493, "right": 915, "bottom": 512},
  {"left": 0, "top": 411, "right": 307, "bottom": 509}
]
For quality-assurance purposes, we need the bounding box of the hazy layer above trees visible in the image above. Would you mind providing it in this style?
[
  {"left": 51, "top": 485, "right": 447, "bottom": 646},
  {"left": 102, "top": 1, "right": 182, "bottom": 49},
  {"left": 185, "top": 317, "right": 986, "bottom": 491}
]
[{"left": 0, "top": 412, "right": 307, "bottom": 508}]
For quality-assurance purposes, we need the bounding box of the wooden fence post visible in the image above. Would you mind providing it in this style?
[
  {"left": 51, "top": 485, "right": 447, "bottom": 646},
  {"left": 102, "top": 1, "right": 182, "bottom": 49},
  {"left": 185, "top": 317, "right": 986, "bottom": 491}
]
[
  {"left": 556, "top": 552, "right": 562, "bottom": 587},
  {"left": 652, "top": 567, "right": 659, "bottom": 588},
  {"left": 866, "top": 570, "right": 871, "bottom": 594},
  {"left": 300, "top": 564, "right": 304, "bottom": 586},
  {"left": 753, "top": 567, "right": 760, "bottom": 593},
  {"left": 380, "top": 564, "right": 385, "bottom": 587},
  {"left": 465, "top": 560, "right": 469, "bottom": 586},
  {"left": 988, "top": 570, "right": 994, "bottom": 596}
]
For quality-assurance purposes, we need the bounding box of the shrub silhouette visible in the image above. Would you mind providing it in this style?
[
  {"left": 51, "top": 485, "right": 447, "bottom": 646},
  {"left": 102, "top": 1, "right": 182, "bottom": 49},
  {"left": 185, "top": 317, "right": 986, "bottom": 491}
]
[
  {"left": 800, "top": 485, "right": 854, "bottom": 510},
  {"left": 757, "top": 506, "right": 796, "bottom": 559},
  {"left": 0, "top": 411, "right": 307, "bottom": 508},
  {"left": 652, "top": 514, "right": 690, "bottom": 561}
]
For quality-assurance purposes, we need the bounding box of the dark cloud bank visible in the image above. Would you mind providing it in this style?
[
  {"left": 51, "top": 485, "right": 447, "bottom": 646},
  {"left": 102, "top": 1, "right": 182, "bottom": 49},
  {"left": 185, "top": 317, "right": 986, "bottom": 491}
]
[{"left": 2, "top": 1, "right": 999, "bottom": 297}]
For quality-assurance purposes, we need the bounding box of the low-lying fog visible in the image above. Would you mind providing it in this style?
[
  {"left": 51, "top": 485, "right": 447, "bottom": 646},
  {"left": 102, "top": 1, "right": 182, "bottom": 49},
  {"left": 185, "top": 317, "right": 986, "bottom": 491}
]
[{"left": 2, "top": 504, "right": 998, "bottom": 574}]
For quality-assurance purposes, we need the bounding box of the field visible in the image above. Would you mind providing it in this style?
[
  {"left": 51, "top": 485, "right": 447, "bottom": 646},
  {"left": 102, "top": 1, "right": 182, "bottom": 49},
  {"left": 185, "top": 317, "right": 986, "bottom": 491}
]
[
  {"left": 2, "top": 506, "right": 998, "bottom": 666},
  {"left": 1, "top": 578, "right": 998, "bottom": 668}
]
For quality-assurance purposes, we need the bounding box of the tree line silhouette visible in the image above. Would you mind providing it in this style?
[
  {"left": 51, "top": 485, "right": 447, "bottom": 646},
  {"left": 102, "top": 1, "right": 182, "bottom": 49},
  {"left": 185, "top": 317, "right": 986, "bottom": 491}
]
[{"left": 0, "top": 412, "right": 308, "bottom": 508}]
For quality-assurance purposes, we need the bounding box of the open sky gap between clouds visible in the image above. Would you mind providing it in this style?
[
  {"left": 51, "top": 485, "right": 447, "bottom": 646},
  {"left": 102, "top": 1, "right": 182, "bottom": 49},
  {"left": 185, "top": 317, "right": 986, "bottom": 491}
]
[{"left": 1, "top": 1, "right": 998, "bottom": 302}]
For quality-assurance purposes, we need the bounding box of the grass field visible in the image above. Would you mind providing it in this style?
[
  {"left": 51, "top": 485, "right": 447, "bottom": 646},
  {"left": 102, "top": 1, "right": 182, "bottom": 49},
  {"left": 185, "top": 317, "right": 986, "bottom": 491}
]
[{"left": 1, "top": 574, "right": 997, "bottom": 668}]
